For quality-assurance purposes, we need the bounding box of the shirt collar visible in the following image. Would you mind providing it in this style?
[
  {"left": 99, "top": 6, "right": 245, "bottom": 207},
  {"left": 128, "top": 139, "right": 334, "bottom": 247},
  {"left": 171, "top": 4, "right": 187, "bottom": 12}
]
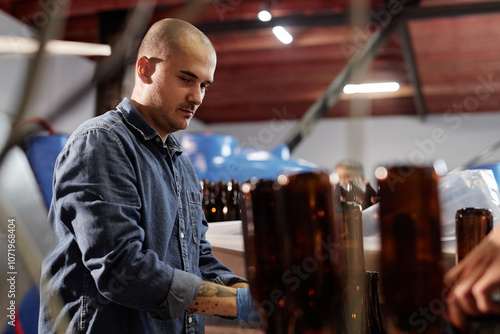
[{"left": 116, "top": 97, "right": 183, "bottom": 156}]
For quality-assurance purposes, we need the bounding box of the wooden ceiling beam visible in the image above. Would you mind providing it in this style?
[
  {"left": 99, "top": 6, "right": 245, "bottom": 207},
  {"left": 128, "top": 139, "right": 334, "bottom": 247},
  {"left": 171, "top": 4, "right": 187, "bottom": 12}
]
[{"left": 197, "top": 97, "right": 417, "bottom": 123}]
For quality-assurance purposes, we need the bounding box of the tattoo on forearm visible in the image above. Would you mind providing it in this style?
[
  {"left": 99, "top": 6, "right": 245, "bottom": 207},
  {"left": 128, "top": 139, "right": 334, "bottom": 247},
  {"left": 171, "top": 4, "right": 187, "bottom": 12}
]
[
  {"left": 185, "top": 282, "right": 237, "bottom": 315},
  {"left": 198, "top": 281, "right": 237, "bottom": 298}
]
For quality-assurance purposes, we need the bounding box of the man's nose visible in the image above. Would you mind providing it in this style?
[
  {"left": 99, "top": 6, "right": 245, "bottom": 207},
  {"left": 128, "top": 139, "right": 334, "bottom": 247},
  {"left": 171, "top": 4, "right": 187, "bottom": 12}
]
[{"left": 188, "top": 86, "right": 203, "bottom": 106}]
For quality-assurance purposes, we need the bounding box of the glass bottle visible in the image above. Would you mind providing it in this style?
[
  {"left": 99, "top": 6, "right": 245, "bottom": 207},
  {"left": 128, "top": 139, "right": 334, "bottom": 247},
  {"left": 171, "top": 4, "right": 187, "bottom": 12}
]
[
  {"left": 240, "top": 178, "right": 295, "bottom": 334},
  {"left": 214, "top": 180, "right": 226, "bottom": 222},
  {"left": 365, "top": 271, "right": 386, "bottom": 334},
  {"left": 340, "top": 201, "right": 366, "bottom": 334},
  {"left": 240, "top": 171, "right": 345, "bottom": 334},
  {"left": 377, "top": 165, "right": 443, "bottom": 334},
  {"left": 455, "top": 208, "right": 495, "bottom": 332},
  {"left": 223, "top": 180, "right": 239, "bottom": 221},
  {"left": 204, "top": 181, "right": 217, "bottom": 222},
  {"left": 277, "top": 171, "right": 345, "bottom": 334},
  {"left": 455, "top": 208, "right": 493, "bottom": 263}
]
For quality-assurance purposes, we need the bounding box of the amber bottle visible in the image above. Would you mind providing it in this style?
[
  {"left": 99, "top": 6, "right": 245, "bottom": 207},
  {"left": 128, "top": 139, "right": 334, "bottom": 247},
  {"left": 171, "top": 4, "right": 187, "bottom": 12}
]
[
  {"left": 241, "top": 171, "right": 345, "bottom": 334},
  {"left": 455, "top": 208, "right": 496, "bottom": 333},
  {"left": 277, "top": 171, "right": 345, "bottom": 334},
  {"left": 223, "top": 180, "right": 240, "bottom": 221},
  {"left": 340, "top": 201, "right": 366, "bottom": 334},
  {"left": 365, "top": 271, "right": 386, "bottom": 334},
  {"left": 455, "top": 207, "right": 493, "bottom": 263},
  {"left": 240, "top": 179, "right": 291, "bottom": 333},
  {"left": 377, "top": 165, "right": 443, "bottom": 334}
]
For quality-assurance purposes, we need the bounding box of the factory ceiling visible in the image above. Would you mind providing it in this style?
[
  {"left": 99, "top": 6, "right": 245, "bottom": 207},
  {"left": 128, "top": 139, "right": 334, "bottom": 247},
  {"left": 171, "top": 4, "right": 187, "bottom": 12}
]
[{"left": 1, "top": 0, "right": 500, "bottom": 131}]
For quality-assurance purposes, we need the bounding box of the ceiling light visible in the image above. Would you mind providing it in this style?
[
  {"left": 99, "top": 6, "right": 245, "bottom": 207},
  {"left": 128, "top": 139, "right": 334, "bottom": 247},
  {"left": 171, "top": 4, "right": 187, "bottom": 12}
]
[
  {"left": 258, "top": 10, "right": 272, "bottom": 22},
  {"left": 0, "top": 35, "right": 112, "bottom": 56},
  {"left": 343, "top": 82, "right": 400, "bottom": 94},
  {"left": 272, "top": 26, "right": 293, "bottom": 44}
]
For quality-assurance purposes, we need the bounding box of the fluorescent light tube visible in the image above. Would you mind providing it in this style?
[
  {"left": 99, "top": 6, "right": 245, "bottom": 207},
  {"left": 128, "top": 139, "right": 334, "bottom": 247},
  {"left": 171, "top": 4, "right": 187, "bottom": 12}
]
[
  {"left": 343, "top": 82, "right": 400, "bottom": 94},
  {"left": 272, "top": 26, "right": 293, "bottom": 44},
  {"left": 0, "top": 35, "right": 111, "bottom": 56}
]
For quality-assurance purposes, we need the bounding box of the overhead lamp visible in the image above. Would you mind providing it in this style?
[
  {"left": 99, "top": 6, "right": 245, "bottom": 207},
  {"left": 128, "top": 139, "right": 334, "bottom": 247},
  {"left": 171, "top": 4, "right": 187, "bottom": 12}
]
[
  {"left": 0, "top": 35, "right": 112, "bottom": 56},
  {"left": 272, "top": 26, "right": 293, "bottom": 44},
  {"left": 343, "top": 82, "right": 400, "bottom": 94},
  {"left": 258, "top": 10, "right": 272, "bottom": 22}
]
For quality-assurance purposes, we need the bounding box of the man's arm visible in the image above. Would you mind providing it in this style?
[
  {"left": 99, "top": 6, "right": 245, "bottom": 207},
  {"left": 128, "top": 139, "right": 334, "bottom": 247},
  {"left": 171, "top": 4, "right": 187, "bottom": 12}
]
[
  {"left": 186, "top": 281, "right": 238, "bottom": 316},
  {"left": 444, "top": 227, "right": 500, "bottom": 331}
]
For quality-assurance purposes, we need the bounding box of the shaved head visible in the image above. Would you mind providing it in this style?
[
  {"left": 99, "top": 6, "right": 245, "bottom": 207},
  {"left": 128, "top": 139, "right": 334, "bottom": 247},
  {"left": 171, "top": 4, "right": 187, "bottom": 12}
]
[
  {"left": 131, "top": 18, "right": 217, "bottom": 140},
  {"left": 138, "top": 18, "right": 215, "bottom": 60}
]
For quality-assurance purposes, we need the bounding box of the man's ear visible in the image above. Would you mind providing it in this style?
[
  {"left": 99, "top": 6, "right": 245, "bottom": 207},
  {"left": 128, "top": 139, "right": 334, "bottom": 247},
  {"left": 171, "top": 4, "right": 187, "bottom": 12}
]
[{"left": 137, "top": 56, "right": 151, "bottom": 82}]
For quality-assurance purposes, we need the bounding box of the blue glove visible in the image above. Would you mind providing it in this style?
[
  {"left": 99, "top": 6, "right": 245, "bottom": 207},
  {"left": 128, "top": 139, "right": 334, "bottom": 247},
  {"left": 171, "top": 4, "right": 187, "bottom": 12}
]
[{"left": 236, "top": 288, "right": 260, "bottom": 321}]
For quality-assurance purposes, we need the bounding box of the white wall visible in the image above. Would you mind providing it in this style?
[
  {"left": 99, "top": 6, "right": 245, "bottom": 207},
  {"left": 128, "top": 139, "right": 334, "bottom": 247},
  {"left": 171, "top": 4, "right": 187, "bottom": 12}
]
[{"left": 0, "top": 10, "right": 96, "bottom": 136}]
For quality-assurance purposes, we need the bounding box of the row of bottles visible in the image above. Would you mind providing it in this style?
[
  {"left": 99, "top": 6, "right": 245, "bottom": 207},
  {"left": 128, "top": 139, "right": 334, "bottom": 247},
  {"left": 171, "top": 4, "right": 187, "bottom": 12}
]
[
  {"left": 240, "top": 171, "right": 388, "bottom": 334},
  {"left": 240, "top": 165, "right": 451, "bottom": 334},
  {"left": 201, "top": 179, "right": 241, "bottom": 222},
  {"left": 201, "top": 177, "right": 379, "bottom": 223}
]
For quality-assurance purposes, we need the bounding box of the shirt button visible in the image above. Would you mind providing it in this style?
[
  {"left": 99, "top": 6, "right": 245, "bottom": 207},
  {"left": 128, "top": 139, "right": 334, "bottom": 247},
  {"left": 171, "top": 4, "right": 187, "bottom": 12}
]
[
  {"left": 180, "top": 232, "right": 185, "bottom": 239},
  {"left": 155, "top": 137, "right": 160, "bottom": 143},
  {"left": 188, "top": 316, "right": 193, "bottom": 324},
  {"left": 162, "top": 154, "right": 167, "bottom": 159}
]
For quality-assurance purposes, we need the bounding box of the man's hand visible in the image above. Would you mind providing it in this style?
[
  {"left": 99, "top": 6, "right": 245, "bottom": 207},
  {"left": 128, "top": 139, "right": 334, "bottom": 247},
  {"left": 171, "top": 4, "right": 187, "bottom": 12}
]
[
  {"left": 236, "top": 287, "right": 259, "bottom": 321},
  {"left": 186, "top": 281, "right": 238, "bottom": 316},
  {"left": 444, "top": 228, "right": 500, "bottom": 331}
]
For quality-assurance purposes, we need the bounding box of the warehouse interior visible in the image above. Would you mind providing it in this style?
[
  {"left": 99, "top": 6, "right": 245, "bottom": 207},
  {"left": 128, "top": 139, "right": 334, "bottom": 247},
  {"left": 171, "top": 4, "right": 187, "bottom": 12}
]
[{"left": 1, "top": 0, "right": 500, "bottom": 332}]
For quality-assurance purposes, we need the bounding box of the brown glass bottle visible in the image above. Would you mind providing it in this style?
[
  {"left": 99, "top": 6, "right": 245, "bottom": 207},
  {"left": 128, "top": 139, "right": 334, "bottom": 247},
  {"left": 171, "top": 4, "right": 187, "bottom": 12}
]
[
  {"left": 204, "top": 181, "right": 218, "bottom": 222},
  {"left": 377, "top": 165, "right": 443, "bottom": 334},
  {"left": 223, "top": 180, "right": 240, "bottom": 221},
  {"left": 240, "top": 178, "right": 295, "bottom": 334},
  {"left": 340, "top": 201, "right": 366, "bottom": 334},
  {"left": 241, "top": 171, "right": 345, "bottom": 334},
  {"left": 455, "top": 208, "right": 496, "bottom": 333},
  {"left": 277, "top": 171, "right": 345, "bottom": 334},
  {"left": 365, "top": 271, "right": 386, "bottom": 334},
  {"left": 455, "top": 208, "right": 493, "bottom": 263},
  {"left": 213, "top": 180, "right": 226, "bottom": 222}
]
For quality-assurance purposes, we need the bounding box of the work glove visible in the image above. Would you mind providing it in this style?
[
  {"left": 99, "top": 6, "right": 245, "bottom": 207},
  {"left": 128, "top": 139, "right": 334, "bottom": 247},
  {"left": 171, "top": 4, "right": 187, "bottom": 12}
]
[{"left": 236, "top": 287, "right": 260, "bottom": 321}]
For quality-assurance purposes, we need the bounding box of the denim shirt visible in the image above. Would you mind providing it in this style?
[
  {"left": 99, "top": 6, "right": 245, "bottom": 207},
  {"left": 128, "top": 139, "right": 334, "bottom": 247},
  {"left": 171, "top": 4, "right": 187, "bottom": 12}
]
[{"left": 39, "top": 98, "right": 245, "bottom": 334}]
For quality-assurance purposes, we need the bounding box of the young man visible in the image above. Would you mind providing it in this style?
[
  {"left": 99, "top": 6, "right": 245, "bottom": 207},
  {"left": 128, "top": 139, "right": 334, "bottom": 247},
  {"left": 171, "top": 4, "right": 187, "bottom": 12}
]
[
  {"left": 334, "top": 158, "right": 365, "bottom": 186},
  {"left": 39, "top": 18, "right": 256, "bottom": 333}
]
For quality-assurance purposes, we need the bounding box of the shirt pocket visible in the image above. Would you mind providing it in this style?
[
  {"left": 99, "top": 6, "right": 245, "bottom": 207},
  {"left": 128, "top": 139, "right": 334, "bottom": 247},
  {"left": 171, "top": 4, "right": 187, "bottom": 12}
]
[{"left": 187, "top": 191, "right": 203, "bottom": 245}]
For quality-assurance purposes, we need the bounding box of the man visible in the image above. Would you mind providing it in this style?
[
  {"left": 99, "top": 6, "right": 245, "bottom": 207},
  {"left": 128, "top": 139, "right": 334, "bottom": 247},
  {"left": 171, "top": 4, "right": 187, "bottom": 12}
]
[
  {"left": 333, "top": 158, "right": 365, "bottom": 186},
  {"left": 39, "top": 18, "right": 256, "bottom": 333}
]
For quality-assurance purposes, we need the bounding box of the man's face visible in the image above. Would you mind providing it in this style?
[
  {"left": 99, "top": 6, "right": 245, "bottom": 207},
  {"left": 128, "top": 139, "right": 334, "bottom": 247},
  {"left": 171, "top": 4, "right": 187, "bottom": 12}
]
[
  {"left": 335, "top": 166, "right": 364, "bottom": 186},
  {"left": 145, "top": 40, "right": 216, "bottom": 138}
]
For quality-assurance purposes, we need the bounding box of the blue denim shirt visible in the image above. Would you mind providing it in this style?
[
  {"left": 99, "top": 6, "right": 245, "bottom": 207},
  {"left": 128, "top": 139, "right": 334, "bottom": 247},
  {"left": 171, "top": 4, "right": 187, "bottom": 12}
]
[{"left": 39, "top": 98, "right": 245, "bottom": 333}]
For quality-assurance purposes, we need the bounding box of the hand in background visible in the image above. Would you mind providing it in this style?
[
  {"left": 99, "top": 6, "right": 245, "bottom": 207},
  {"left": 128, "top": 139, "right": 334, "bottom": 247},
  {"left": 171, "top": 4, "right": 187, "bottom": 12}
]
[{"left": 444, "top": 227, "right": 500, "bottom": 331}]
